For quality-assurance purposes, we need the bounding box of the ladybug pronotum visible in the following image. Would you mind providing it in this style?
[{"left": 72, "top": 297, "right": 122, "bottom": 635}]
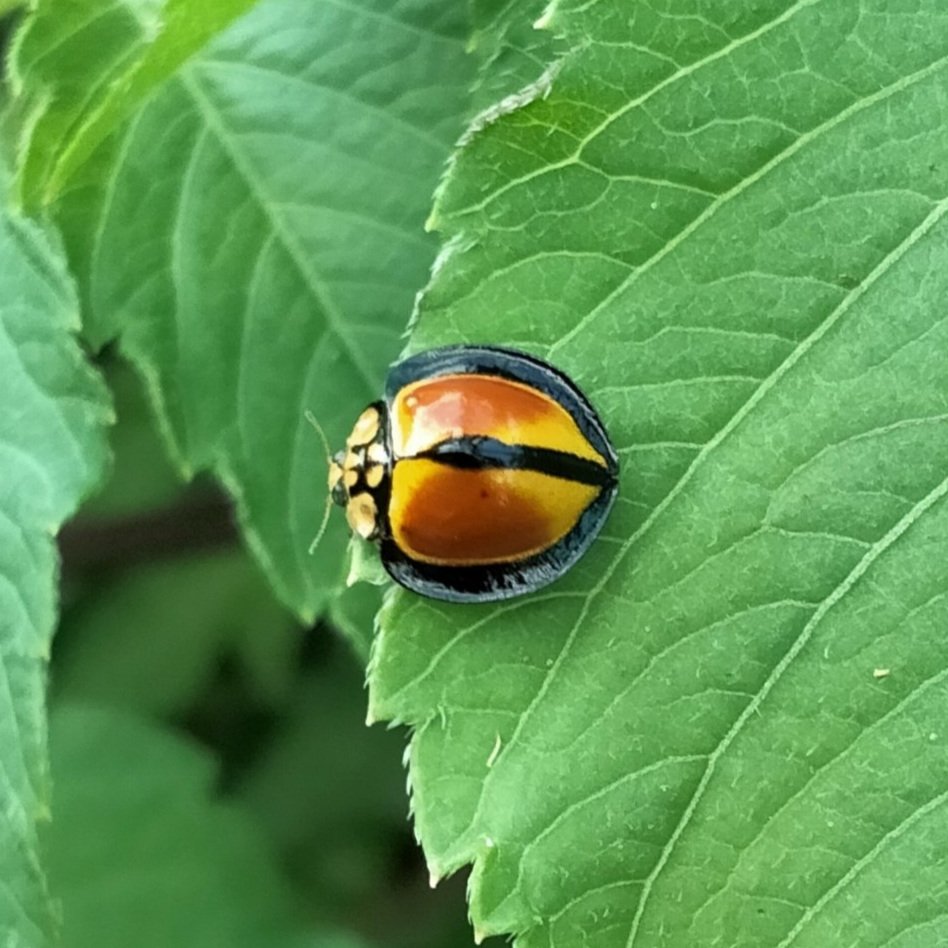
[{"left": 329, "top": 345, "right": 619, "bottom": 602}]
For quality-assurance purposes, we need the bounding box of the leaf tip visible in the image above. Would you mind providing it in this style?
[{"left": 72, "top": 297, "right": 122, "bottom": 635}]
[
  {"left": 533, "top": 2, "right": 557, "bottom": 31},
  {"left": 457, "top": 56, "right": 563, "bottom": 156},
  {"left": 346, "top": 536, "right": 388, "bottom": 588},
  {"left": 485, "top": 732, "right": 502, "bottom": 768}
]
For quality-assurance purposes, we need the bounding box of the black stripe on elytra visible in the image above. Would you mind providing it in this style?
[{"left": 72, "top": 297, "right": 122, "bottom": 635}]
[
  {"left": 416, "top": 436, "right": 614, "bottom": 488},
  {"left": 385, "top": 346, "right": 619, "bottom": 475}
]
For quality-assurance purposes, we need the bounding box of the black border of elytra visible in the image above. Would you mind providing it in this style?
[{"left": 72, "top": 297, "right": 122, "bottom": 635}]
[{"left": 379, "top": 345, "right": 619, "bottom": 603}]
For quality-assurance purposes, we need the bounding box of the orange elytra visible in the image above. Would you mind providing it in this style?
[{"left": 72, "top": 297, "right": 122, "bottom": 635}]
[{"left": 328, "top": 346, "right": 618, "bottom": 602}]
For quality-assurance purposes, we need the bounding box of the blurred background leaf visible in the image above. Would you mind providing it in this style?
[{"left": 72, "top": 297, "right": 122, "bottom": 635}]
[
  {"left": 328, "top": 583, "right": 383, "bottom": 666},
  {"left": 54, "top": 549, "right": 297, "bottom": 718},
  {"left": 46, "top": 0, "right": 476, "bottom": 623},
  {"left": 77, "top": 358, "right": 182, "bottom": 518},
  {"left": 10, "top": 0, "right": 258, "bottom": 207},
  {"left": 239, "top": 644, "right": 475, "bottom": 947},
  {"left": 3, "top": 0, "right": 488, "bottom": 943},
  {"left": 44, "top": 704, "right": 360, "bottom": 948}
]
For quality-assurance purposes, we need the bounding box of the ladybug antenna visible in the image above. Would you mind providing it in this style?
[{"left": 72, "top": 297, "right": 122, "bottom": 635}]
[
  {"left": 304, "top": 409, "right": 332, "bottom": 461},
  {"left": 307, "top": 493, "right": 334, "bottom": 556},
  {"left": 304, "top": 409, "right": 335, "bottom": 556}
]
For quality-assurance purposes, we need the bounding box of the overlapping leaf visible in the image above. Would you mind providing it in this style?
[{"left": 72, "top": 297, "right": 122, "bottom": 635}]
[
  {"left": 0, "top": 204, "right": 110, "bottom": 946},
  {"left": 10, "top": 0, "right": 258, "bottom": 206},
  {"left": 52, "top": 0, "right": 475, "bottom": 621},
  {"left": 55, "top": 550, "right": 297, "bottom": 716},
  {"left": 370, "top": 1, "right": 948, "bottom": 945}
]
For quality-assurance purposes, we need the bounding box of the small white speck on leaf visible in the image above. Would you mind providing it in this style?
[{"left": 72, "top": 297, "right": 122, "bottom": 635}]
[{"left": 873, "top": 667, "right": 891, "bottom": 679}]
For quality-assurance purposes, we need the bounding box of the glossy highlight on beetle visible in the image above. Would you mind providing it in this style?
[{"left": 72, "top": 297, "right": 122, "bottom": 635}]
[{"left": 327, "top": 346, "right": 619, "bottom": 602}]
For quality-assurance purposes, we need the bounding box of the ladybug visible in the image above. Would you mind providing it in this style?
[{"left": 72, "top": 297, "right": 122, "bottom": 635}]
[{"left": 328, "top": 346, "right": 619, "bottom": 602}]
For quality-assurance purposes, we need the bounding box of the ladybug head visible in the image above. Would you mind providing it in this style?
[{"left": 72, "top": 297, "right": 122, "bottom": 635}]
[{"left": 329, "top": 403, "right": 390, "bottom": 541}]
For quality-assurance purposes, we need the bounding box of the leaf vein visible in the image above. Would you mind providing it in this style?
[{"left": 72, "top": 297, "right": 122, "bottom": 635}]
[
  {"left": 625, "top": 471, "right": 948, "bottom": 946},
  {"left": 510, "top": 755, "right": 707, "bottom": 903},
  {"left": 458, "top": 0, "right": 822, "bottom": 219},
  {"left": 775, "top": 786, "right": 948, "bottom": 947},
  {"left": 179, "top": 69, "right": 379, "bottom": 392},
  {"left": 199, "top": 58, "right": 451, "bottom": 153},
  {"left": 693, "top": 656, "right": 948, "bottom": 926},
  {"left": 548, "top": 53, "right": 948, "bottom": 359}
]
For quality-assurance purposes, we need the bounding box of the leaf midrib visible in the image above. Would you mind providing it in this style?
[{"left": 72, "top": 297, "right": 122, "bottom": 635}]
[{"left": 179, "top": 68, "right": 380, "bottom": 393}]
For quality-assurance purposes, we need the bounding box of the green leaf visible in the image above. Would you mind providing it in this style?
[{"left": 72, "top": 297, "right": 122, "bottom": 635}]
[
  {"left": 53, "top": 0, "right": 476, "bottom": 621},
  {"left": 369, "top": 2, "right": 948, "bottom": 945},
  {"left": 56, "top": 550, "right": 298, "bottom": 717},
  {"left": 44, "top": 704, "right": 345, "bottom": 948},
  {"left": 467, "top": 0, "right": 561, "bottom": 114},
  {"left": 0, "top": 203, "right": 110, "bottom": 944},
  {"left": 329, "top": 582, "right": 384, "bottom": 664},
  {"left": 9, "top": 0, "right": 258, "bottom": 207}
]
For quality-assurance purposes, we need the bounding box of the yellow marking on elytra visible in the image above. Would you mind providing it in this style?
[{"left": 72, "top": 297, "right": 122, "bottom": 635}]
[
  {"left": 365, "top": 464, "right": 385, "bottom": 488},
  {"left": 346, "top": 493, "right": 378, "bottom": 539},
  {"left": 346, "top": 406, "right": 380, "bottom": 447}
]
